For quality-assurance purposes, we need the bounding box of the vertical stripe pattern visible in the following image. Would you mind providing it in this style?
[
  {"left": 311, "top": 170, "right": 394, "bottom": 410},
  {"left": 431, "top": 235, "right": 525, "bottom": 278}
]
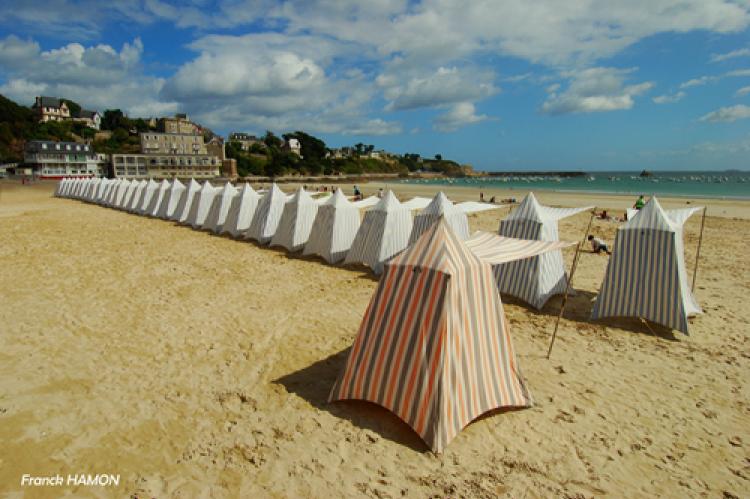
[
  {"left": 303, "top": 189, "right": 361, "bottom": 263},
  {"left": 246, "top": 183, "right": 288, "bottom": 243},
  {"left": 221, "top": 183, "right": 261, "bottom": 237},
  {"left": 270, "top": 188, "right": 319, "bottom": 251},
  {"left": 330, "top": 219, "right": 533, "bottom": 453},
  {"left": 201, "top": 182, "right": 239, "bottom": 232},
  {"left": 409, "top": 192, "right": 470, "bottom": 245}
]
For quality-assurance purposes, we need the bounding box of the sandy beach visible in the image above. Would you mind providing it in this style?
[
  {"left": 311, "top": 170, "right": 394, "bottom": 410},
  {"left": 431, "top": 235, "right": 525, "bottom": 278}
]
[{"left": 1, "top": 179, "right": 748, "bottom": 498}]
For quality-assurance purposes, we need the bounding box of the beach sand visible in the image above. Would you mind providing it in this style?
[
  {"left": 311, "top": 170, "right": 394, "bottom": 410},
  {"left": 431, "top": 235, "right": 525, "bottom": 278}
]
[{"left": 1, "top": 179, "right": 748, "bottom": 498}]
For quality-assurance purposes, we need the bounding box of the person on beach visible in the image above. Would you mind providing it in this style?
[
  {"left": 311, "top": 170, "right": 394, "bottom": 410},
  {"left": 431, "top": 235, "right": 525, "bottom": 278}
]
[
  {"left": 353, "top": 185, "right": 362, "bottom": 200},
  {"left": 377, "top": 188, "right": 383, "bottom": 198},
  {"left": 588, "top": 235, "right": 612, "bottom": 255},
  {"left": 634, "top": 195, "right": 645, "bottom": 210},
  {"left": 480, "top": 191, "right": 484, "bottom": 202}
]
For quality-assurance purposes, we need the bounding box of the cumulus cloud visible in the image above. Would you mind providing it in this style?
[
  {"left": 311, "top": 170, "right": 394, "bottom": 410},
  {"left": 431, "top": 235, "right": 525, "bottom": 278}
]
[
  {"left": 699, "top": 104, "right": 750, "bottom": 122},
  {"left": 0, "top": 35, "right": 174, "bottom": 115},
  {"left": 653, "top": 91, "right": 687, "bottom": 104},
  {"left": 434, "top": 102, "right": 490, "bottom": 132},
  {"left": 711, "top": 48, "right": 750, "bottom": 62},
  {"left": 382, "top": 66, "right": 498, "bottom": 111},
  {"left": 541, "top": 67, "right": 653, "bottom": 115},
  {"left": 735, "top": 86, "right": 750, "bottom": 97}
]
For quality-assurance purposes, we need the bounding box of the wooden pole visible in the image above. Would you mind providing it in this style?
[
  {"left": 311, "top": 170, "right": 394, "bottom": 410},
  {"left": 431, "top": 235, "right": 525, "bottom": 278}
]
[
  {"left": 546, "top": 209, "right": 596, "bottom": 359},
  {"left": 691, "top": 207, "right": 707, "bottom": 293}
]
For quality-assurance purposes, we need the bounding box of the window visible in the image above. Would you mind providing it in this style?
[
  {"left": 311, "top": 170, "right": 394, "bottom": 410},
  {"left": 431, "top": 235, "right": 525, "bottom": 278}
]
[{"left": 42, "top": 143, "right": 47, "bottom": 150}]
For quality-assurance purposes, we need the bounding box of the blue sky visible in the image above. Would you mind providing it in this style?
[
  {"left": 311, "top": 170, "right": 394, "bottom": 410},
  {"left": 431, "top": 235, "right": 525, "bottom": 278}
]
[{"left": 1, "top": 1, "right": 749, "bottom": 171}]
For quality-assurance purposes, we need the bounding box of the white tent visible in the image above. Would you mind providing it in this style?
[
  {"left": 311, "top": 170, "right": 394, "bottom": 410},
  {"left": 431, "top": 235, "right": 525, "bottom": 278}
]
[
  {"left": 303, "top": 189, "right": 361, "bottom": 263},
  {"left": 246, "top": 183, "right": 287, "bottom": 244},
  {"left": 95, "top": 178, "right": 112, "bottom": 204},
  {"left": 270, "top": 187, "right": 319, "bottom": 251},
  {"left": 184, "top": 181, "right": 217, "bottom": 228},
  {"left": 126, "top": 180, "right": 148, "bottom": 212},
  {"left": 493, "top": 192, "right": 593, "bottom": 309},
  {"left": 591, "top": 197, "right": 703, "bottom": 334},
  {"left": 82, "top": 178, "right": 99, "bottom": 201},
  {"left": 103, "top": 179, "right": 121, "bottom": 206},
  {"left": 118, "top": 180, "right": 140, "bottom": 209},
  {"left": 202, "top": 182, "right": 238, "bottom": 232},
  {"left": 134, "top": 179, "right": 159, "bottom": 215},
  {"left": 344, "top": 190, "right": 414, "bottom": 274},
  {"left": 71, "top": 178, "right": 84, "bottom": 198},
  {"left": 409, "top": 192, "right": 469, "bottom": 244},
  {"left": 220, "top": 183, "right": 262, "bottom": 237},
  {"left": 351, "top": 196, "right": 380, "bottom": 209},
  {"left": 54, "top": 178, "right": 66, "bottom": 197},
  {"left": 155, "top": 179, "right": 185, "bottom": 219},
  {"left": 172, "top": 178, "right": 202, "bottom": 222},
  {"left": 145, "top": 179, "right": 171, "bottom": 217}
]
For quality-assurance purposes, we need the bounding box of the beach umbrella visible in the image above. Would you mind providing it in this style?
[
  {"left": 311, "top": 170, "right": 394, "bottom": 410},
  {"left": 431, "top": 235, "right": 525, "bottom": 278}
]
[
  {"left": 344, "top": 190, "right": 413, "bottom": 274},
  {"left": 303, "top": 188, "right": 360, "bottom": 263},
  {"left": 246, "top": 183, "right": 287, "bottom": 244},
  {"left": 270, "top": 187, "right": 319, "bottom": 252},
  {"left": 493, "top": 192, "right": 593, "bottom": 309},
  {"left": 220, "top": 183, "right": 262, "bottom": 237},
  {"left": 591, "top": 197, "right": 703, "bottom": 334},
  {"left": 202, "top": 182, "right": 239, "bottom": 232}
]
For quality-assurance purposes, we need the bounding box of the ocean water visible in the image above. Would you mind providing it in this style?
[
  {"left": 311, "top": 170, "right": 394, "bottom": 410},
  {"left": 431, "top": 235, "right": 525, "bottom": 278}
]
[{"left": 397, "top": 171, "right": 750, "bottom": 199}]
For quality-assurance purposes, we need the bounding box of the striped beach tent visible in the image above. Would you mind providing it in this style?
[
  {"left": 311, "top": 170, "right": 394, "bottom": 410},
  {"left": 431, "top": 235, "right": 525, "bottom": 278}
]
[
  {"left": 54, "top": 178, "right": 66, "bottom": 197},
  {"left": 270, "top": 187, "right": 319, "bottom": 251},
  {"left": 145, "top": 179, "right": 170, "bottom": 216},
  {"left": 220, "top": 183, "right": 261, "bottom": 237},
  {"left": 118, "top": 180, "right": 139, "bottom": 209},
  {"left": 493, "top": 192, "right": 592, "bottom": 309},
  {"left": 246, "top": 183, "right": 287, "bottom": 244},
  {"left": 303, "top": 189, "right": 361, "bottom": 263},
  {"left": 135, "top": 179, "right": 159, "bottom": 215},
  {"left": 103, "top": 179, "right": 120, "bottom": 206},
  {"left": 202, "top": 182, "right": 238, "bottom": 232},
  {"left": 591, "top": 197, "right": 702, "bottom": 334},
  {"left": 124, "top": 180, "right": 145, "bottom": 211},
  {"left": 330, "top": 219, "right": 564, "bottom": 452},
  {"left": 95, "top": 178, "right": 112, "bottom": 203},
  {"left": 344, "top": 190, "right": 414, "bottom": 274},
  {"left": 155, "top": 179, "right": 185, "bottom": 219},
  {"left": 184, "top": 181, "right": 217, "bottom": 227},
  {"left": 70, "top": 178, "right": 83, "bottom": 198},
  {"left": 172, "top": 178, "right": 202, "bottom": 222},
  {"left": 409, "top": 192, "right": 469, "bottom": 245}
]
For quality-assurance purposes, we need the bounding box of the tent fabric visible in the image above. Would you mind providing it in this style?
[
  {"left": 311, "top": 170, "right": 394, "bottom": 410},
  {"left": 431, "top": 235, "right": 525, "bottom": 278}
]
[
  {"left": 246, "top": 184, "right": 288, "bottom": 244},
  {"left": 351, "top": 196, "right": 380, "bottom": 209},
  {"left": 172, "top": 178, "right": 202, "bottom": 222},
  {"left": 95, "top": 179, "right": 112, "bottom": 203},
  {"left": 492, "top": 192, "right": 592, "bottom": 309},
  {"left": 220, "top": 183, "right": 261, "bottom": 237},
  {"left": 329, "top": 219, "right": 534, "bottom": 453},
  {"left": 455, "top": 201, "right": 505, "bottom": 214},
  {"left": 54, "top": 178, "right": 66, "bottom": 197},
  {"left": 104, "top": 179, "right": 121, "bottom": 206},
  {"left": 409, "top": 192, "right": 469, "bottom": 245},
  {"left": 202, "top": 182, "right": 239, "bottom": 232},
  {"left": 344, "top": 190, "right": 413, "bottom": 275},
  {"left": 135, "top": 179, "right": 159, "bottom": 215},
  {"left": 401, "top": 196, "right": 432, "bottom": 211},
  {"left": 303, "top": 189, "right": 361, "bottom": 263},
  {"left": 591, "top": 197, "right": 702, "bottom": 334},
  {"left": 118, "top": 180, "right": 140, "bottom": 209},
  {"left": 270, "top": 187, "right": 319, "bottom": 251},
  {"left": 126, "top": 180, "right": 148, "bottom": 212},
  {"left": 146, "top": 179, "right": 171, "bottom": 217},
  {"left": 155, "top": 179, "right": 185, "bottom": 219},
  {"left": 465, "top": 232, "right": 577, "bottom": 265},
  {"left": 184, "top": 181, "right": 217, "bottom": 228}
]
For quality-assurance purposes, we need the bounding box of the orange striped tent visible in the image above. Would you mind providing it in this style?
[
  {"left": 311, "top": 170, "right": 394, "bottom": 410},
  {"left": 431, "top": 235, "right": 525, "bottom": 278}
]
[{"left": 330, "top": 219, "right": 573, "bottom": 452}]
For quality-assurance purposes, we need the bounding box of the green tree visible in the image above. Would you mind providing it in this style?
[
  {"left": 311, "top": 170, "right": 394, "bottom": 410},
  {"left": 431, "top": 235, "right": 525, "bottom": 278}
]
[
  {"left": 435, "top": 154, "right": 442, "bottom": 161},
  {"left": 101, "top": 109, "right": 127, "bottom": 131},
  {"left": 263, "top": 130, "right": 282, "bottom": 149}
]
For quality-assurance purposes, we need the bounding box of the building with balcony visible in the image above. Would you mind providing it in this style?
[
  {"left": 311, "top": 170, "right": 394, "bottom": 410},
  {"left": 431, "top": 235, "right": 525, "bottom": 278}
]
[
  {"left": 32, "top": 97, "right": 71, "bottom": 123},
  {"left": 24, "top": 140, "right": 105, "bottom": 178},
  {"left": 111, "top": 154, "right": 221, "bottom": 179},
  {"left": 140, "top": 132, "right": 208, "bottom": 155}
]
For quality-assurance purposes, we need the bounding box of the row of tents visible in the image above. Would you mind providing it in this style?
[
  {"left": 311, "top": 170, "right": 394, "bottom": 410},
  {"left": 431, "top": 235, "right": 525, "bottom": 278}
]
[
  {"left": 55, "top": 177, "right": 703, "bottom": 335},
  {"left": 55, "top": 177, "right": 704, "bottom": 452}
]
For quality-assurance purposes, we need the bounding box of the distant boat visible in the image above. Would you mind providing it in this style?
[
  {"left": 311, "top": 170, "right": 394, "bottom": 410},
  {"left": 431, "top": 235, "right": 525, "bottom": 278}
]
[{"left": 640, "top": 169, "right": 653, "bottom": 177}]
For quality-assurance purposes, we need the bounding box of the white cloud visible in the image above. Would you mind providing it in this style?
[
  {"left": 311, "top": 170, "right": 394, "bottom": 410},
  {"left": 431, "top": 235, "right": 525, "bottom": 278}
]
[
  {"left": 653, "top": 91, "right": 687, "bottom": 104},
  {"left": 735, "top": 86, "right": 750, "bottom": 97},
  {"left": 434, "top": 102, "right": 490, "bottom": 132},
  {"left": 711, "top": 48, "right": 750, "bottom": 62},
  {"left": 542, "top": 67, "right": 653, "bottom": 115},
  {"left": 680, "top": 75, "right": 718, "bottom": 88},
  {"left": 699, "top": 104, "right": 750, "bottom": 122},
  {"left": 725, "top": 69, "right": 750, "bottom": 77},
  {"left": 382, "top": 66, "right": 498, "bottom": 111}
]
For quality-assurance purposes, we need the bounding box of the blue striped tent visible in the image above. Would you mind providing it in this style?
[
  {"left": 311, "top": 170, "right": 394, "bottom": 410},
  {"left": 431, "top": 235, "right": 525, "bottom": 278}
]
[
  {"left": 591, "top": 197, "right": 702, "bottom": 334},
  {"left": 493, "top": 193, "right": 592, "bottom": 309},
  {"left": 303, "top": 188, "right": 361, "bottom": 263}
]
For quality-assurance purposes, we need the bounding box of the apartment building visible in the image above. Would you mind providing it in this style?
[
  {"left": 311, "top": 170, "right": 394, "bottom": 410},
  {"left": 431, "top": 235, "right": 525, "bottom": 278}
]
[{"left": 24, "top": 140, "right": 105, "bottom": 178}]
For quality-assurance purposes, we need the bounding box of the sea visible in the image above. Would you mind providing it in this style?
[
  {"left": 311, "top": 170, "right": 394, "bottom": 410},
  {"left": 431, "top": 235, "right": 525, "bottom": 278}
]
[{"left": 397, "top": 171, "right": 750, "bottom": 200}]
